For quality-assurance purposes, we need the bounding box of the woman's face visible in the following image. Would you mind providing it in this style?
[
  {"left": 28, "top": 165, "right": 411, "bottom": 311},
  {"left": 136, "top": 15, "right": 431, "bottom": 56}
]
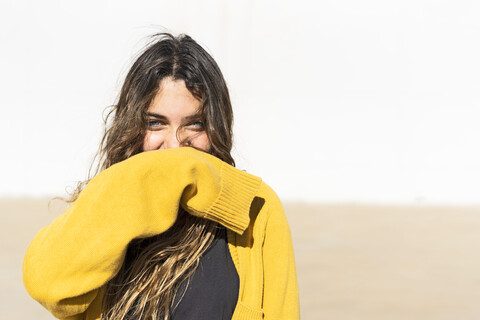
[{"left": 143, "top": 78, "right": 210, "bottom": 152}]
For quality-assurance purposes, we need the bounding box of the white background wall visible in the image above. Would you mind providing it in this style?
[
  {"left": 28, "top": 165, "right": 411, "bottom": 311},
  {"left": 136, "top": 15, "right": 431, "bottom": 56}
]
[{"left": 1, "top": 0, "right": 479, "bottom": 204}]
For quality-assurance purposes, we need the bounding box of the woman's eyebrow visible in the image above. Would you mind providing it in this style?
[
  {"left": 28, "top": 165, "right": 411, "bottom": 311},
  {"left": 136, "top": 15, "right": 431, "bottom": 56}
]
[
  {"left": 183, "top": 113, "right": 202, "bottom": 121},
  {"left": 146, "top": 112, "right": 201, "bottom": 121},
  {"left": 146, "top": 112, "right": 166, "bottom": 119}
]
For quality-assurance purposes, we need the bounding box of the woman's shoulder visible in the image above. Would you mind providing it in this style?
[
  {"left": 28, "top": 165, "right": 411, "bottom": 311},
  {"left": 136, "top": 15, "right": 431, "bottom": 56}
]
[
  {"left": 256, "top": 181, "right": 282, "bottom": 207},
  {"left": 254, "top": 181, "right": 289, "bottom": 225}
]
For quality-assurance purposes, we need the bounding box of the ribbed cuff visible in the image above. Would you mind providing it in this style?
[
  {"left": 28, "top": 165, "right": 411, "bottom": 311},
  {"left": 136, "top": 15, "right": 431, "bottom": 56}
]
[
  {"left": 203, "top": 163, "right": 262, "bottom": 234},
  {"left": 233, "top": 302, "right": 264, "bottom": 320}
]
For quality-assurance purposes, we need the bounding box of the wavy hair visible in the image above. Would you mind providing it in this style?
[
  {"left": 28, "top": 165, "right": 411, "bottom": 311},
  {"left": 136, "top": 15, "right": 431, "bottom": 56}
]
[{"left": 69, "top": 33, "right": 234, "bottom": 319}]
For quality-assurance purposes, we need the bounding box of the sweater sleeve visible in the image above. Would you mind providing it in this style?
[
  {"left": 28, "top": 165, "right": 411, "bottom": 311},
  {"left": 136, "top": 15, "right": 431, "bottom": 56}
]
[
  {"left": 261, "top": 185, "right": 300, "bottom": 319},
  {"left": 22, "top": 147, "right": 262, "bottom": 320}
]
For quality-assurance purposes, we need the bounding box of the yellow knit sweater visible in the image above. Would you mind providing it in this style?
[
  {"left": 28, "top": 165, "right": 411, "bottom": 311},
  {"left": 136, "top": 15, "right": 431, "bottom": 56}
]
[{"left": 23, "top": 147, "right": 299, "bottom": 320}]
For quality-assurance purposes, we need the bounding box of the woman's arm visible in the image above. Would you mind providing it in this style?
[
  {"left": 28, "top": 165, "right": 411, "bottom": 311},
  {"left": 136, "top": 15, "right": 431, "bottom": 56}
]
[
  {"left": 261, "top": 185, "right": 300, "bottom": 319},
  {"left": 23, "top": 147, "right": 261, "bottom": 319}
]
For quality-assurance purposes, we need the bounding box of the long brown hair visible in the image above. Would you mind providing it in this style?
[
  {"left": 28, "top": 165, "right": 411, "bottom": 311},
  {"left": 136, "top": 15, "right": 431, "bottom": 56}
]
[{"left": 70, "top": 33, "right": 235, "bottom": 319}]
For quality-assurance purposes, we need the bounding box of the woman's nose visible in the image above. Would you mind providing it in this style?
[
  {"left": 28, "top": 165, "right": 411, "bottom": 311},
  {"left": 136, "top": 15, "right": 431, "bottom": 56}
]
[
  {"left": 162, "top": 129, "right": 181, "bottom": 149},
  {"left": 162, "top": 129, "right": 193, "bottom": 149}
]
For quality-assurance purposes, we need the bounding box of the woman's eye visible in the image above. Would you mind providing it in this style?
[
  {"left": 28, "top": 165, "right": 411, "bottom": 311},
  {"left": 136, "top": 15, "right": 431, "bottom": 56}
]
[
  {"left": 148, "top": 120, "right": 165, "bottom": 128},
  {"left": 188, "top": 121, "right": 204, "bottom": 130}
]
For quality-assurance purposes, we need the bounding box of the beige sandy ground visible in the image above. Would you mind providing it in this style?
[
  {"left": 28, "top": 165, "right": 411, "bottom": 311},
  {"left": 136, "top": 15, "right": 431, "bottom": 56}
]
[{"left": 2, "top": 199, "right": 480, "bottom": 319}]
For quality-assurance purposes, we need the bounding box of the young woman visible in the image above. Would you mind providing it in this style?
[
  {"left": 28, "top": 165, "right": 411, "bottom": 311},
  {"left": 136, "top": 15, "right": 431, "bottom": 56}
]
[{"left": 23, "top": 33, "right": 299, "bottom": 320}]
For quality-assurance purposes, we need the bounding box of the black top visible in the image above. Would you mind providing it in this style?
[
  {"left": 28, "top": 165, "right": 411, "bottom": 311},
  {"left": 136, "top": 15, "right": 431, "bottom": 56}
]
[
  {"left": 170, "top": 226, "right": 239, "bottom": 319},
  {"left": 126, "top": 226, "right": 239, "bottom": 319}
]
